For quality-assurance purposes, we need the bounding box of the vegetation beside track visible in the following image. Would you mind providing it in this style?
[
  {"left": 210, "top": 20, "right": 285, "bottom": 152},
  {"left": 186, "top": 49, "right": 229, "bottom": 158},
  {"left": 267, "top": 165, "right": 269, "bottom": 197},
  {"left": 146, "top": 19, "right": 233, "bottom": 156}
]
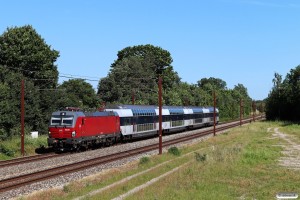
[
  {"left": 0, "top": 135, "right": 48, "bottom": 160},
  {"left": 20, "top": 121, "right": 300, "bottom": 200}
]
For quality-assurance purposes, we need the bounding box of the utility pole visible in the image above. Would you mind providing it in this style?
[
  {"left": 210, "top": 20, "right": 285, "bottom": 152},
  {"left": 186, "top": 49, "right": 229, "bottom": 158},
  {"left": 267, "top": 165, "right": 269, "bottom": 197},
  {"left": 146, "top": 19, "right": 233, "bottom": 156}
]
[
  {"left": 21, "top": 79, "right": 25, "bottom": 156},
  {"left": 158, "top": 76, "right": 162, "bottom": 155},
  {"left": 213, "top": 91, "right": 216, "bottom": 136},
  {"left": 252, "top": 100, "right": 255, "bottom": 122},
  {"left": 253, "top": 101, "right": 256, "bottom": 122},
  {"left": 240, "top": 98, "right": 243, "bottom": 126},
  {"left": 132, "top": 89, "right": 135, "bottom": 105}
]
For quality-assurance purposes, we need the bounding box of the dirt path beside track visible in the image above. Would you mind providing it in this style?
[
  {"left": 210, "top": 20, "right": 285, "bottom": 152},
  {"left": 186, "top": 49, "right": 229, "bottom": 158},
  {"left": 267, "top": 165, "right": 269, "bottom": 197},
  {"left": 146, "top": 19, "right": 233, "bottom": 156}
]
[{"left": 271, "top": 127, "right": 300, "bottom": 170}]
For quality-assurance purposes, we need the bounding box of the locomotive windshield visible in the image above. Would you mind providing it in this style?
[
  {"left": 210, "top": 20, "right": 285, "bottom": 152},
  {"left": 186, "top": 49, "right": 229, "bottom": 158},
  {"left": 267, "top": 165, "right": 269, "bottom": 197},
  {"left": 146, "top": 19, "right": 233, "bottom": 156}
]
[{"left": 50, "top": 115, "right": 74, "bottom": 127}]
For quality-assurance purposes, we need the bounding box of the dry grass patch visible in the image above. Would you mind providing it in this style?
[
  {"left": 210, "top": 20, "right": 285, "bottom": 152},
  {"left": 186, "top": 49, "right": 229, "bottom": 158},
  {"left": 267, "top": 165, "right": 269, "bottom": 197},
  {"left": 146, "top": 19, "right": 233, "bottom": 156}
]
[{"left": 21, "top": 188, "right": 66, "bottom": 200}]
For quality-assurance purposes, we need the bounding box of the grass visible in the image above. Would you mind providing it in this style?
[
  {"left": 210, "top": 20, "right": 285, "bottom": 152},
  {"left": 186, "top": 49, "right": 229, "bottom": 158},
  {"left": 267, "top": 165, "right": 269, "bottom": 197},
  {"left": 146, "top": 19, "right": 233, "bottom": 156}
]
[
  {"left": 280, "top": 123, "right": 300, "bottom": 141},
  {"left": 126, "top": 122, "right": 300, "bottom": 200},
  {"left": 0, "top": 135, "right": 48, "bottom": 159},
  {"left": 20, "top": 121, "right": 300, "bottom": 200}
]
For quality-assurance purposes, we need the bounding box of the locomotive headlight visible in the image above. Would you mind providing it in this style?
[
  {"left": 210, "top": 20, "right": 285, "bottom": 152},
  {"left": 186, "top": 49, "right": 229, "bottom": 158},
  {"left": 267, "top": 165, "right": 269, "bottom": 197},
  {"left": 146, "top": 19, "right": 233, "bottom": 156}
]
[{"left": 72, "top": 131, "right": 76, "bottom": 137}]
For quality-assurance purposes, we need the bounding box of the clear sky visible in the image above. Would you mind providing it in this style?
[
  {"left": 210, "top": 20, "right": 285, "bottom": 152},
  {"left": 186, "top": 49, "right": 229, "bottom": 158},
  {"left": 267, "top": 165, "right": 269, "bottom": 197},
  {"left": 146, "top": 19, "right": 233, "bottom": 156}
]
[{"left": 1, "top": 0, "right": 299, "bottom": 100}]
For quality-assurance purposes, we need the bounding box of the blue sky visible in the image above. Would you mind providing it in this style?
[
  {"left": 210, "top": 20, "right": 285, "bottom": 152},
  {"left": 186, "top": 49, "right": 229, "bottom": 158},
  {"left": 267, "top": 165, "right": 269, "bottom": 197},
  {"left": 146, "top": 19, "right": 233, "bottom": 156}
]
[{"left": 1, "top": 0, "right": 299, "bottom": 100}]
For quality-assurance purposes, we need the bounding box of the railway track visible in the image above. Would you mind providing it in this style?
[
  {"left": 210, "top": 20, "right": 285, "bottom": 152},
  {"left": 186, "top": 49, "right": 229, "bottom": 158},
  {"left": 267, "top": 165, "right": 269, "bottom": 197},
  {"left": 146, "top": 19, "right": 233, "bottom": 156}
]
[
  {"left": 0, "top": 115, "right": 264, "bottom": 193},
  {"left": 0, "top": 115, "right": 262, "bottom": 168},
  {"left": 0, "top": 153, "right": 70, "bottom": 168}
]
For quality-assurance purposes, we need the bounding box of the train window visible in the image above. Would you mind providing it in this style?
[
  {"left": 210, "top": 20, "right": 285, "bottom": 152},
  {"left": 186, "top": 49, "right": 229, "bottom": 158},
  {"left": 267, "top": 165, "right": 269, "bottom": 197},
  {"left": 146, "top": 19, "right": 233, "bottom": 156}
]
[
  {"left": 120, "top": 117, "right": 132, "bottom": 126},
  {"left": 51, "top": 117, "right": 60, "bottom": 125},
  {"left": 50, "top": 115, "right": 74, "bottom": 126},
  {"left": 62, "top": 117, "right": 73, "bottom": 125},
  {"left": 134, "top": 116, "right": 151, "bottom": 124},
  {"left": 187, "top": 114, "right": 194, "bottom": 120},
  {"left": 163, "top": 116, "right": 170, "bottom": 122}
]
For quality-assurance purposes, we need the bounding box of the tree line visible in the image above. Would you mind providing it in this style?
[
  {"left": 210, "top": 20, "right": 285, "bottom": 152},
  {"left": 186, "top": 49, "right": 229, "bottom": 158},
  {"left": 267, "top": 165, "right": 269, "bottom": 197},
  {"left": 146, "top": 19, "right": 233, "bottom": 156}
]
[
  {"left": 265, "top": 65, "right": 300, "bottom": 121},
  {"left": 0, "top": 25, "right": 254, "bottom": 140},
  {"left": 97, "top": 44, "right": 254, "bottom": 120}
]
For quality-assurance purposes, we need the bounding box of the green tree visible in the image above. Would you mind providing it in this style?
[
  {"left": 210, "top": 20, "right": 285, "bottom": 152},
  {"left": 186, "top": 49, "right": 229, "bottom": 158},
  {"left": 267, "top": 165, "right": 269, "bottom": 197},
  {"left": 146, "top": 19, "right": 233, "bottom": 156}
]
[
  {"left": 0, "top": 25, "right": 59, "bottom": 88},
  {"left": 197, "top": 77, "right": 227, "bottom": 91},
  {"left": 196, "top": 77, "right": 252, "bottom": 120},
  {"left": 58, "top": 79, "right": 99, "bottom": 109},
  {"left": 0, "top": 25, "right": 61, "bottom": 136},
  {"left": 272, "top": 72, "right": 282, "bottom": 89},
  {"left": 0, "top": 65, "right": 41, "bottom": 138},
  {"left": 266, "top": 65, "right": 300, "bottom": 121},
  {"left": 112, "top": 44, "right": 180, "bottom": 87},
  {"left": 178, "top": 82, "right": 195, "bottom": 106},
  {"left": 98, "top": 45, "right": 180, "bottom": 104},
  {"left": 233, "top": 84, "right": 252, "bottom": 117},
  {"left": 113, "top": 44, "right": 173, "bottom": 75},
  {"left": 233, "top": 84, "right": 248, "bottom": 98},
  {"left": 98, "top": 56, "right": 157, "bottom": 104},
  {"left": 266, "top": 72, "right": 284, "bottom": 120}
]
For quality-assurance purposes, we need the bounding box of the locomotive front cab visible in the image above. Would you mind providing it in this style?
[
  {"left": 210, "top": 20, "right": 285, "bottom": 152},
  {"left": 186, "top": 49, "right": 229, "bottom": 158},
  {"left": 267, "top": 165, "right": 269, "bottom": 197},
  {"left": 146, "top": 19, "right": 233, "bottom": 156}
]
[
  {"left": 48, "top": 109, "right": 84, "bottom": 150},
  {"left": 49, "top": 112, "right": 76, "bottom": 136},
  {"left": 51, "top": 114, "right": 74, "bottom": 126}
]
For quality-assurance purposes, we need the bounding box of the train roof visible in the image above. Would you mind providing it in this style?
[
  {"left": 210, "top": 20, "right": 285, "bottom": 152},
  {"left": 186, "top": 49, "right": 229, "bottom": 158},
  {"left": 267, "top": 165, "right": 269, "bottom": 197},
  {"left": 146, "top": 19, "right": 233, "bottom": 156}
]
[
  {"left": 51, "top": 110, "right": 85, "bottom": 117},
  {"left": 106, "top": 105, "right": 218, "bottom": 113},
  {"left": 163, "top": 106, "right": 184, "bottom": 114},
  {"left": 108, "top": 105, "right": 157, "bottom": 116},
  {"left": 107, "top": 105, "right": 157, "bottom": 109},
  {"left": 84, "top": 111, "right": 118, "bottom": 117},
  {"left": 52, "top": 110, "right": 117, "bottom": 117}
]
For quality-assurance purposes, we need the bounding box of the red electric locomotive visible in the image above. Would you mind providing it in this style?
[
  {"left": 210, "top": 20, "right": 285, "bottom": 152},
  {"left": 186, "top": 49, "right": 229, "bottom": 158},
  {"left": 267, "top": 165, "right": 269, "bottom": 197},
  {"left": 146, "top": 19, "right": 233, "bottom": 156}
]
[{"left": 48, "top": 107, "right": 121, "bottom": 151}]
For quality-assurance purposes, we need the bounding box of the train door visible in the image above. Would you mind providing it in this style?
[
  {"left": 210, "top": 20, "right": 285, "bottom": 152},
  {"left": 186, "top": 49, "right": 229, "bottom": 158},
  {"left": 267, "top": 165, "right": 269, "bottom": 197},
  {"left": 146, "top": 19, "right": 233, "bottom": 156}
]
[{"left": 80, "top": 117, "right": 86, "bottom": 136}]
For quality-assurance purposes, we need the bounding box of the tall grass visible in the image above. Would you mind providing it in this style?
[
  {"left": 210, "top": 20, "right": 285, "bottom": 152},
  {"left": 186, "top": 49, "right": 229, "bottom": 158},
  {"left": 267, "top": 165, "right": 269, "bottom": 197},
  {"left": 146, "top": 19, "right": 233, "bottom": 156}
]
[
  {"left": 280, "top": 123, "right": 300, "bottom": 141},
  {"left": 0, "top": 135, "right": 48, "bottom": 159},
  {"left": 127, "top": 122, "right": 300, "bottom": 200}
]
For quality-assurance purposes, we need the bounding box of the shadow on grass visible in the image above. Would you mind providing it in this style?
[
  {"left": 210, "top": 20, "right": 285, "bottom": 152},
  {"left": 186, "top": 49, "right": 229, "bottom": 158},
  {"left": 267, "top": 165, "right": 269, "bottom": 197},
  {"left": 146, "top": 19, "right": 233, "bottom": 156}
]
[
  {"left": 265, "top": 120, "right": 300, "bottom": 126},
  {"left": 35, "top": 145, "right": 53, "bottom": 154}
]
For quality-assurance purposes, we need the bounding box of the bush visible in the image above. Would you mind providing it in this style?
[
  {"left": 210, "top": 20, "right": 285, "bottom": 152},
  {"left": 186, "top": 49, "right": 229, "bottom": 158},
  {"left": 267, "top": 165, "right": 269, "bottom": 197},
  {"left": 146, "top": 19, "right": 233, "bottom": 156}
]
[
  {"left": 0, "top": 135, "right": 48, "bottom": 159},
  {"left": 168, "top": 146, "right": 181, "bottom": 156},
  {"left": 63, "top": 185, "right": 70, "bottom": 193},
  {"left": 0, "top": 128, "right": 8, "bottom": 140},
  {"left": 139, "top": 156, "right": 150, "bottom": 164},
  {"left": 194, "top": 152, "right": 207, "bottom": 162},
  {"left": 0, "top": 143, "right": 15, "bottom": 157}
]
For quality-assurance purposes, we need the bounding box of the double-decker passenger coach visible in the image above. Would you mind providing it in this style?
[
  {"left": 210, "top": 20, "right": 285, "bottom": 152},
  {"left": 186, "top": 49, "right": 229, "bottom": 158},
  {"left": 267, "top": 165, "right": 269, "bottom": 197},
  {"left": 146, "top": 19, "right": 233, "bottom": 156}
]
[{"left": 106, "top": 105, "right": 219, "bottom": 139}]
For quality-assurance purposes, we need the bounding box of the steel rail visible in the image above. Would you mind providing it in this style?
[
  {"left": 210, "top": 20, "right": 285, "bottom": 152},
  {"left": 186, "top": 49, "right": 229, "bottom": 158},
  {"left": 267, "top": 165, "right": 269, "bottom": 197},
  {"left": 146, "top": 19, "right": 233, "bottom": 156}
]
[{"left": 0, "top": 153, "right": 69, "bottom": 168}]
